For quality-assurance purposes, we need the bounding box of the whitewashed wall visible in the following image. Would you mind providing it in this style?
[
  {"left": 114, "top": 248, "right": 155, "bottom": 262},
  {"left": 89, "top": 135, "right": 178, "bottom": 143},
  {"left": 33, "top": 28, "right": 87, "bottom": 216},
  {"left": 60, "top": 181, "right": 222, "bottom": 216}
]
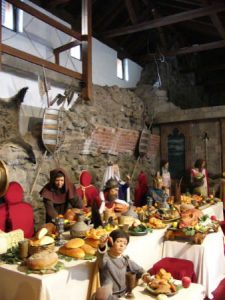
[{"left": 1, "top": 0, "right": 142, "bottom": 107}]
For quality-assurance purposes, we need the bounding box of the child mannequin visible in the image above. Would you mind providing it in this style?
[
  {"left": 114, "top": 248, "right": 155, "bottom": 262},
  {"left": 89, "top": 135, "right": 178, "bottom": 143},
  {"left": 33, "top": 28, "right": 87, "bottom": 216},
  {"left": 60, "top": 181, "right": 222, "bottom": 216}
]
[{"left": 96, "top": 229, "right": 147, "bottom": 299}]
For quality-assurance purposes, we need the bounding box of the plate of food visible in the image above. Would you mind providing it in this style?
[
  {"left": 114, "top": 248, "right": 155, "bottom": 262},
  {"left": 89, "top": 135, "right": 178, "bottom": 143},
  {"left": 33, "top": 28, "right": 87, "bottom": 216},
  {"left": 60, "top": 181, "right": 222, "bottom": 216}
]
[
  {"left": 128, "top": 223, "right": 148, "bottom": 236},
  {"left": 145, "top": 282, "right": 180, "bottom": 296},
  {"left": 148, "top": 217, "right": 167, "bottom": 229},
  {"left": 143, "top": 269, "right": 182, "bottom": 296}
]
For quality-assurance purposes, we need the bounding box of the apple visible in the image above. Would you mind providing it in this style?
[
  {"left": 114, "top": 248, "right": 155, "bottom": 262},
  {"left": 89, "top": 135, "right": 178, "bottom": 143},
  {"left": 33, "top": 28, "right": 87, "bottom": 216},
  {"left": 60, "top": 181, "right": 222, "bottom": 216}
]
[
  {"left": 182, "top": 276, "right": 191, "bottom": 288},
  {"left": 210, "top": 215, "right": 217, "bottom": 221}
]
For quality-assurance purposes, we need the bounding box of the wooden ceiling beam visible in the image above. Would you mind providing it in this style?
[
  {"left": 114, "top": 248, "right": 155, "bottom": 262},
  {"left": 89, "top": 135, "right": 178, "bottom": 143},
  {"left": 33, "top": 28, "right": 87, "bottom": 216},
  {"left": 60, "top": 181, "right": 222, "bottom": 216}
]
[
  {"left": 153, "top": 1, "right": 198, "bottom": 12},
  {"left": 103, "top": 3, "right": 225, "bottom": 37},
  {"left": 180, "top": 20, "right": 220, "bottom": 37},
  {"left": 141, "top": 40, "right": 225, "bottom": 61},
  {"left": 94, "top": 2, "right": 122, "bottom": 30},
  {"left": 151, "top": 8, "right": 167, "bottom": 50},
  {"left": 124, "top": 0, "right": 138, "bottom": 24},
  {"left": 172, "top": 0, "right": 202, "bottom": 6},
  {"left": 44, "top": 0, "right": 71, "bottom": 9},
  {"left": 209, "top": 14, "right": 225, "bottom": 40},
  {"left": 201, "top": 0, "right": 225, "bottom": 40}
]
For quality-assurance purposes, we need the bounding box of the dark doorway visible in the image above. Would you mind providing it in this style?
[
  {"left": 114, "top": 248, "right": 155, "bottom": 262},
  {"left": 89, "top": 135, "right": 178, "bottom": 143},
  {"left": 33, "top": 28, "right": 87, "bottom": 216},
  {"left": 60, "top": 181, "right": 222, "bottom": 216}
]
[{"left": 168, "top": 128, "right": 185, "bottom": 179}]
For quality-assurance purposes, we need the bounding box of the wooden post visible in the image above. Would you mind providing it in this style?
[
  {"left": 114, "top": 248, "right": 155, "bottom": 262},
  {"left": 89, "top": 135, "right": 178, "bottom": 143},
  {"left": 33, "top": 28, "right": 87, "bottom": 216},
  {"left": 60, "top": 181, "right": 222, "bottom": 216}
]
[{"left": 81, "top": 0, "right": 92, "bottom": 101}]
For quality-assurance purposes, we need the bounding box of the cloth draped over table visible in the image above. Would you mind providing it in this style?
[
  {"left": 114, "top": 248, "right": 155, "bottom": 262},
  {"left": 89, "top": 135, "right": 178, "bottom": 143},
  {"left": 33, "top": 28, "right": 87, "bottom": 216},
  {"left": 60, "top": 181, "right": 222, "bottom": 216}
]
[{"left": 87, "top": 260, "right": 101, "bottom": 300}]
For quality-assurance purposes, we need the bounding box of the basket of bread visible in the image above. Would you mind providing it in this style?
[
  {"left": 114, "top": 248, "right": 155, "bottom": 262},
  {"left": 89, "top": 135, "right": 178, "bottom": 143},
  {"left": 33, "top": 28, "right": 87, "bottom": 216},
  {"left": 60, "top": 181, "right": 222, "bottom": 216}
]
[
  {"left": 29, "top": 228, "right": 55, "bottom": 255},
  {"left": 143, "top": 268, "right": 182, "bottom": 296}
]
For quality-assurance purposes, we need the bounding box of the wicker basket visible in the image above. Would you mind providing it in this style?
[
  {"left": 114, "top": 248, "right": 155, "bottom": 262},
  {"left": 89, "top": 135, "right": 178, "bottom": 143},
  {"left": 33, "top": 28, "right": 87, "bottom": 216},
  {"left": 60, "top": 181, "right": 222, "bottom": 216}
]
[{"left": 28, "top": 243, "right": 55, "bottom": 256}]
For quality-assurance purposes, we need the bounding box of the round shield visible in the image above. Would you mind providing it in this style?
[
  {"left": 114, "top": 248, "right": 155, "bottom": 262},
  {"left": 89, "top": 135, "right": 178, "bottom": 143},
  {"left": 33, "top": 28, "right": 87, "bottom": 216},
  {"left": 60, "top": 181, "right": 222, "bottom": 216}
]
[{"left": 0, "top": 160, "right": 9, "bottom": 197}]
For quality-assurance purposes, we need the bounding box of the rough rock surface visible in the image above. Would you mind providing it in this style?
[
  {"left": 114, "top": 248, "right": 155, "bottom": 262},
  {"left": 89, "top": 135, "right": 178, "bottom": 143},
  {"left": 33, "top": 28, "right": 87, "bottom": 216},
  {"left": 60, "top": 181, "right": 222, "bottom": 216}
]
[{"left": 0, "top": 84, "right": 159, "bottom": 228}]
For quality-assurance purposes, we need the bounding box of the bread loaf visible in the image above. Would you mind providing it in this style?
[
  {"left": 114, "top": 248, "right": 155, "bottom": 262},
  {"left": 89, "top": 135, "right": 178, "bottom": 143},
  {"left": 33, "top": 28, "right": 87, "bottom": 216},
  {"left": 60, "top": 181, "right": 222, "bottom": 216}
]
[
  {"left": 81, "top": 243, "right": 96, "bottom": 255},
  {"left": 84, "top": 238, "right": 100, "bottom": 249},
  {"left": 39, "top": 235, "right": 55, "bottom": 246},
  {"left": 58, "top": 246, "right": 85, "bottom": 259},
  {"left": 36, "top": 227, "right": 48, "bottom": 239},
  {"left": 26, "top": 251, "right": 58, "bottom": 270},
  {"left": 64, "top": 238, "right": 84, "bottom": 249}
]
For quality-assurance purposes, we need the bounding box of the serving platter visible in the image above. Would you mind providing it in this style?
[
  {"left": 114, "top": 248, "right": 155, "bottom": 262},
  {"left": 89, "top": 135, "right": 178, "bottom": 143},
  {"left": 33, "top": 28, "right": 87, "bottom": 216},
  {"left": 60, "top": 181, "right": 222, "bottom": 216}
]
[
  {"left": 128, "top": 230, "right": 148, "bottom": 236},
  {"left": 161, "top": 217, "right": 180, "bottom": 224},
  {"left": 144, "top": 282, "right": 182, "bottom": 296}
]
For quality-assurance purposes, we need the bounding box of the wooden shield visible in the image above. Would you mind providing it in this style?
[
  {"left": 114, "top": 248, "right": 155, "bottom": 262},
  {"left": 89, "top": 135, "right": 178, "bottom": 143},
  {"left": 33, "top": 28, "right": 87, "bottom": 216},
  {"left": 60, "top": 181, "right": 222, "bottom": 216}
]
[
  {"left": 42, "top": 108, "right": 65, "bottom": 154},
  {"left": 138, "top": 129, "right": 151, "bottom": 157},
  {"left": 0, "top": 160, "right": 9, "bottom": 197}
]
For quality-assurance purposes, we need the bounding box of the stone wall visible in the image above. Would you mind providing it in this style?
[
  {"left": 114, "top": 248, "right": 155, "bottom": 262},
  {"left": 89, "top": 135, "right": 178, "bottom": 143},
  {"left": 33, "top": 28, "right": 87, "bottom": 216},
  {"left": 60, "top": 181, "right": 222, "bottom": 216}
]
[{"left": 0, "top": 84, "right": 160, "bottom": 229}]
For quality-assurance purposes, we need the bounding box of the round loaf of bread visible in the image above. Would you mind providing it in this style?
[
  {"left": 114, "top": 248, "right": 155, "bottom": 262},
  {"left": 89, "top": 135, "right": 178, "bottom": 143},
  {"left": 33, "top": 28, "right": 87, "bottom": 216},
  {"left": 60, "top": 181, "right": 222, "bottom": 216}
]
[
  {"left": 58, "top": 246, "right": 85, "bottom": 259},
  {"left": 26, "top": 250, "right": 58, "bottom": 270},
  {"left": 81, "top": 243, "right": 96, "bottom": 255},
  {"left": 64, "top": 238, "right": 85, "bottom": 249}
]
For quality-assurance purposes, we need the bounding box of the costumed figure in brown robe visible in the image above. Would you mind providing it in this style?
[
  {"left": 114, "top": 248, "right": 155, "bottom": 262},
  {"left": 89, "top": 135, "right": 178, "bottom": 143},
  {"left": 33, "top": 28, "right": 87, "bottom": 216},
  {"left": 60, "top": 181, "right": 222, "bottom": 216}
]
[{"left": 40, "top": 168, "right": 82, "bottom": 222}]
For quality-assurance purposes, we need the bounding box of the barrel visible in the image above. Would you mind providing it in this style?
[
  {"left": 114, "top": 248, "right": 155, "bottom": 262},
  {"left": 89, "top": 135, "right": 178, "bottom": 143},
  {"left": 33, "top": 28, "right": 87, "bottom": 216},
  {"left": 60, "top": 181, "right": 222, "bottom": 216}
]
[{"left": 42, "top": 108, "right": 65, "bottom": 154}]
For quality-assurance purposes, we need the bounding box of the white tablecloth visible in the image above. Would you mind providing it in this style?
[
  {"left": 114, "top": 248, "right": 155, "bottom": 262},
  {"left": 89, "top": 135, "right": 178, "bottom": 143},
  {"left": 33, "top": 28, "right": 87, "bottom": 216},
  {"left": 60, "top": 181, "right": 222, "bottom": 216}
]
[
  {"left": 202, "top": 201, "right": 224, "bottom": 221},
  {"left": 162, "top": 228, "right": 225, "bottom": 299},
  {"left": 0, "top": 259, "right": 94, "bottom": 300},
  {"left": 121, "top": 282, "right": 206, "bottom": 300},
  {"left": 0, "top": 230, "right": 167, "bottom": 300},
  {"left": 124, "top": 229, "right": 166, "bottom": 270}
]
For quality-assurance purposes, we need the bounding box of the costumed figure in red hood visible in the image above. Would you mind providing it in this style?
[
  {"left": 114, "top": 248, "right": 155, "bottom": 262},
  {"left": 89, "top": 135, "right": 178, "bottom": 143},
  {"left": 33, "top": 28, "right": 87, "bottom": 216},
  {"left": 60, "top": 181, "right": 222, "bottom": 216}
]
[
  {"left": 76, "top": 170, "right": 101, "bottom": 208},
  {"left": 134, "top": 171, "right": 149, "bottom": 207},
  {"left": 40, "top": 168, "right": 82, "bottom": 222}
]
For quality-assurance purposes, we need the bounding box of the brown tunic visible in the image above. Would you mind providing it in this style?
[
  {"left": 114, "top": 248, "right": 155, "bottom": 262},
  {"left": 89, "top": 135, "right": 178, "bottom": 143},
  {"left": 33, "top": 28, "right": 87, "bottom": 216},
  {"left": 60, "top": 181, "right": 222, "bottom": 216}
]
[
  {"left": 40, "top": 168, "right": 82, "bottom": 222},
  {"left": 97, "top": 249, "right": 144, "bottom": 297}
]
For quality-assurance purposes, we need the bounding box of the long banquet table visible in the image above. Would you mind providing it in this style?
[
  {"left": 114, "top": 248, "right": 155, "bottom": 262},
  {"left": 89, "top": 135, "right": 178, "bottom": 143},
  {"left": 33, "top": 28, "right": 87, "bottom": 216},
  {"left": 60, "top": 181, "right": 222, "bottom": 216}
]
[
  {"left": 0, "top": 202, "right": 224, "bottom": 300},
  {"left": 0, "top": 259, "right": 94, "bottom": 300},
  {"left": 121, "top": 281, "right": 206, "bottom": 300},
  {"left": 0, "top": 229, "right": 168, "bottom": 300},
  {"left": 162, "top": 228, "right": 225, "bottom": 299},
  {"left": 201, "top": 201, "right": 224, "bottom": 221}
]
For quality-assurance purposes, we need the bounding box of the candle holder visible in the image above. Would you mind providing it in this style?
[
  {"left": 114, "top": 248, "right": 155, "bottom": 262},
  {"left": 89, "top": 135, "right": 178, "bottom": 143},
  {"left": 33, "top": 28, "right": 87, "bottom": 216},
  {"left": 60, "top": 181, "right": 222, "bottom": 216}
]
[{"left": 54, "top": 217, "right": 65, "bottom": 246}]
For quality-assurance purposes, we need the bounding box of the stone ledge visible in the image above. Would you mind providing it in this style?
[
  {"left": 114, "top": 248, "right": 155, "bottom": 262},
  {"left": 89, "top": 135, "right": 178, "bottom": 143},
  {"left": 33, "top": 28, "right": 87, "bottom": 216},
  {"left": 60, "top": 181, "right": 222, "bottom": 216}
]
[{"left": 155, "top": 105, "right": 225, "bottom": 124}]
